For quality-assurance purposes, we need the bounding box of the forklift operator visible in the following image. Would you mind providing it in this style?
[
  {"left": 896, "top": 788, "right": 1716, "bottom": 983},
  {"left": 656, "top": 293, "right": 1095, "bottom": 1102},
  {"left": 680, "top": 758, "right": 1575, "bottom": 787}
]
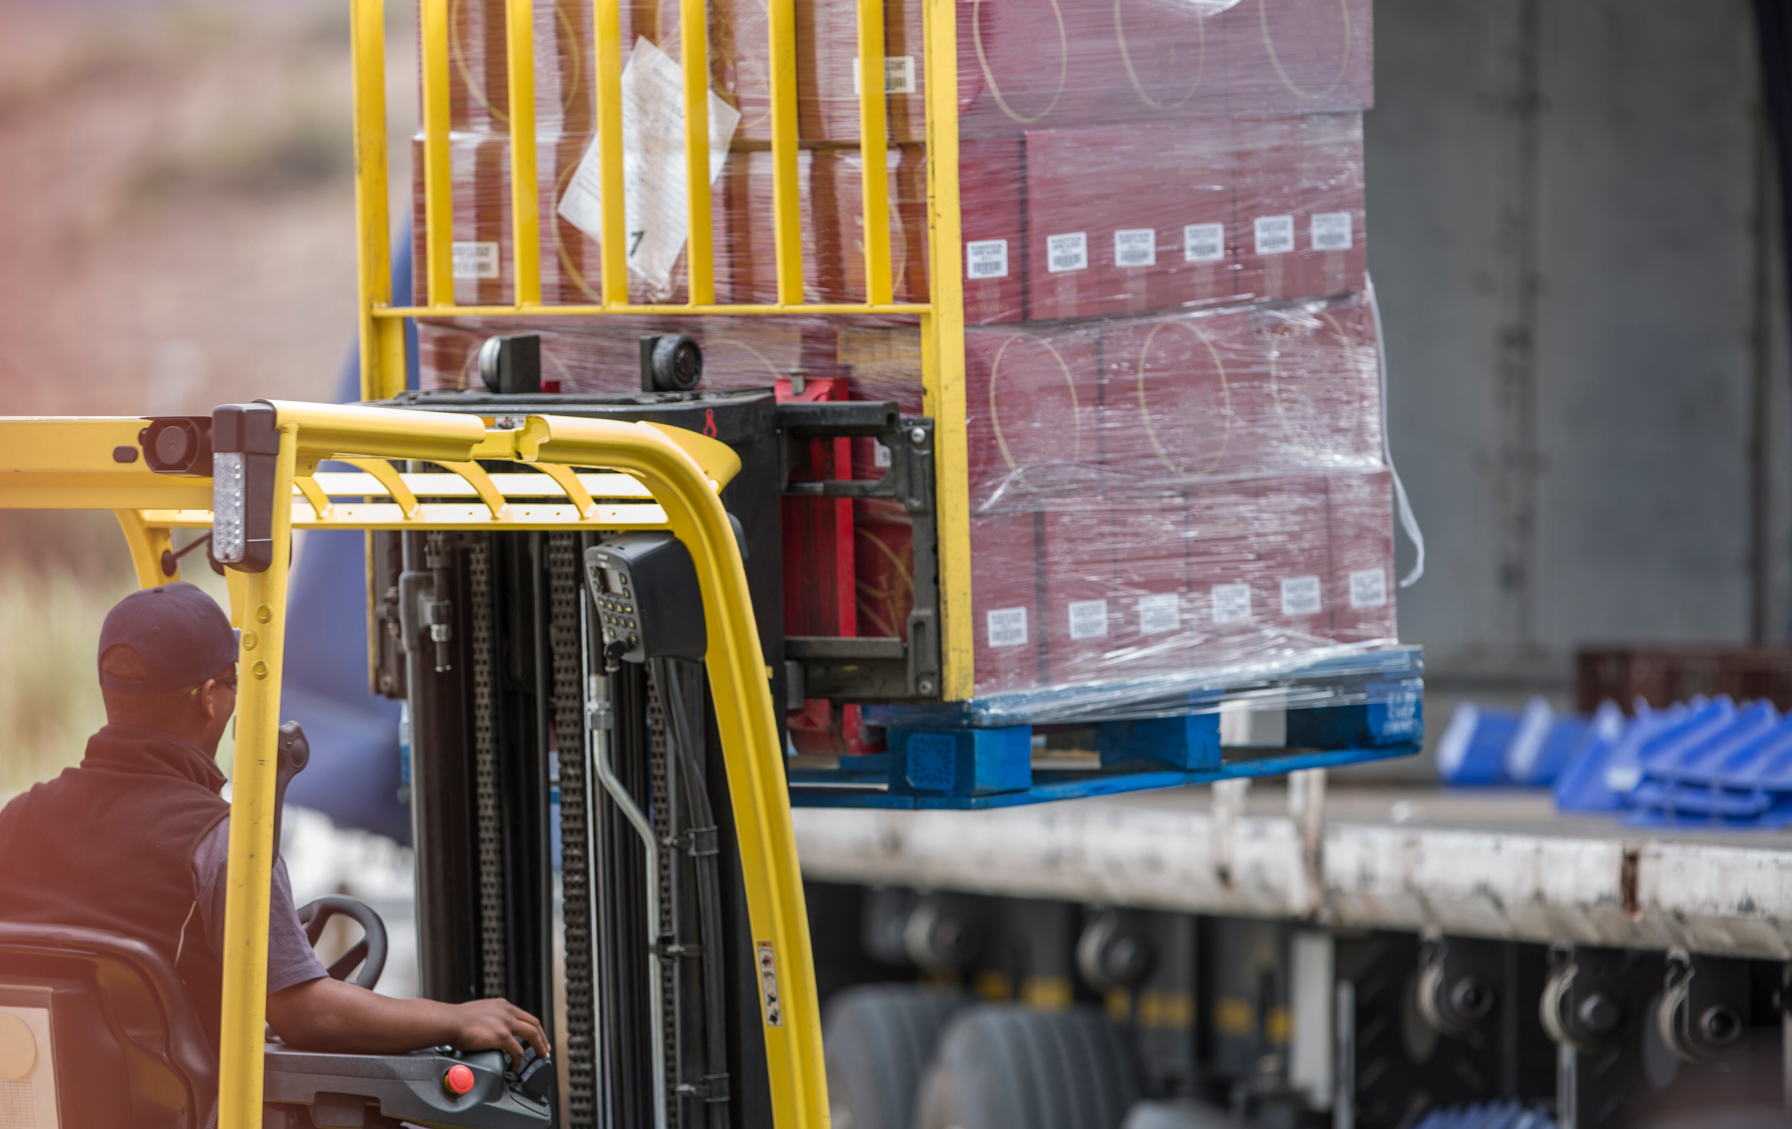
[{"left": 0, "top": 582, "right": 551, "bottom": 1063}]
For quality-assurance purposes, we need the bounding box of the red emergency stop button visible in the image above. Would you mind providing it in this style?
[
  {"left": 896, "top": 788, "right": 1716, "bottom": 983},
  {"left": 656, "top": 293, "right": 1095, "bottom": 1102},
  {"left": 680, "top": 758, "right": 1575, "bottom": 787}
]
[{"left": 443, "top": 1063, "right": 476, "bottom": 1096}]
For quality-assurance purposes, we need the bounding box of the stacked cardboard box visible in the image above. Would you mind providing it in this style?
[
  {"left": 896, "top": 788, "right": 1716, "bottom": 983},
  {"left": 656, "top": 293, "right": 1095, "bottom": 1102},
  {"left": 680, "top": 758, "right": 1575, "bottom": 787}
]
[{"left": 412, "top": 0, "right": 1395, "bottom": 703}]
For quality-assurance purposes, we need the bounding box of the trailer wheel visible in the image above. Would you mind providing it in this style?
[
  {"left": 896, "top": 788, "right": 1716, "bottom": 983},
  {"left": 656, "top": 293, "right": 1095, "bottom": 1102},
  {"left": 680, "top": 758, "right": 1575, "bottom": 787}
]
[
  {"left": 823, "top": 984, "right": 968, "bottom": 1129},
  {"left": 912, "top": 1005, "right": 1139, "bottom": 1129}
]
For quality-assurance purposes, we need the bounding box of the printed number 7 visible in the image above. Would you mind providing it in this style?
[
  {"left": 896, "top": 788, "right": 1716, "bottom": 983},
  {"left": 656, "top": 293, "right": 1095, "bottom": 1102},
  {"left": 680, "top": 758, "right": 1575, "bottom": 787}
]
[{"left": 629, "top": 230, "right": 646, "bottom": 257}]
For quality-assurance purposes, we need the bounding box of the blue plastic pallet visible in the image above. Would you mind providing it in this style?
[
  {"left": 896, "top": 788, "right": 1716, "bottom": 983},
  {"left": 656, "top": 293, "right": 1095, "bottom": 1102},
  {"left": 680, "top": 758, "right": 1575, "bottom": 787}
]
[{"left": 788, "top": 648, "right": 1424, "bottom": 809}]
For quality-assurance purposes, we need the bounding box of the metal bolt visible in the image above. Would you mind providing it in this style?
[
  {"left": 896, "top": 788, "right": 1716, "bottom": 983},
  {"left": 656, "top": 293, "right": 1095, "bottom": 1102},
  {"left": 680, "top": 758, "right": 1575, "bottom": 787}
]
[
  {"left": 252, "top": 661, "right": 269, "bottom": 680},
  {"left": 1699, "top": 1005, "right": 1741, "bottom": 1046},
  {"left": 1576, "top": 992, "right": 1622, "bottom": 1036},
  {"left": 909, "top": 426, "right": 927, "bottom": 445},
  {"left": 256, "top": 605, "right": 271, "bottom": 623},
  {"left": 918, "top": 679, "right": 934, "bottom": 694},
  {"left": 242, "top": 631, "right": 257, "bottom": 652}
]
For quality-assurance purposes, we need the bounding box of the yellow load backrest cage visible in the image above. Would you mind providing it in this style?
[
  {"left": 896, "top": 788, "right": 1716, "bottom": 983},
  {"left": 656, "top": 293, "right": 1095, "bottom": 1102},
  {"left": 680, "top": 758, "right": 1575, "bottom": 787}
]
[
  {"left": 349, "top": 0, "right": 976, "bottom": 701},
  {"left": 0, "top": 404, "right": 825, "bottom": 1129}
]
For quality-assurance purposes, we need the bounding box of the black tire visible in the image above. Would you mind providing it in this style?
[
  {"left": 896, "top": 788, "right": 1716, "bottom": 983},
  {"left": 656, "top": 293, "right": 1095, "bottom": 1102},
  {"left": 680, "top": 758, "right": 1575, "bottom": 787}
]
[
  {"left": 824, "top": 985, "right": 969, "bottom": 1129},
  {"left": 912, "top": 1005, "right": 1139, "bottom": 1129}
]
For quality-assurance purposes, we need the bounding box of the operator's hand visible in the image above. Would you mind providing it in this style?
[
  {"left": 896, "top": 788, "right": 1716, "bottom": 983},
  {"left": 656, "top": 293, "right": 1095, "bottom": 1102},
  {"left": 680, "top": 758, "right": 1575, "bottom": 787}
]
[{"left": 450, "top": 997, "right": 551, "bottom": 1066}]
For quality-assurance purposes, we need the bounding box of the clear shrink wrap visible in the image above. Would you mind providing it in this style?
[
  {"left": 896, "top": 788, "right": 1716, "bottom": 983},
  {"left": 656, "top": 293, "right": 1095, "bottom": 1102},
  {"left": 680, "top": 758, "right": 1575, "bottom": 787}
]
[{"left": 410, "top": 0, "right": 1398, "bottom": 714}]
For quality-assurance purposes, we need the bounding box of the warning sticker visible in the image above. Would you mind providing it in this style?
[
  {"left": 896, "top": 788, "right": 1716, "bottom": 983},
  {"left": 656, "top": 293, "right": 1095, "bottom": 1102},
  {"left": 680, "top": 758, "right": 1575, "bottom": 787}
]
[
  {"left": 1254, "top": 215, "right": 1295, "bottom": 256},
  {"left": 1046, "top": 231, "right": 1088, "bottom": 273},
  {"left": 755, "top": 941, "right": 783, "bottom": 1027},
  {"left": 966, "top": 238, "right": 1010, "bottom": 280}
]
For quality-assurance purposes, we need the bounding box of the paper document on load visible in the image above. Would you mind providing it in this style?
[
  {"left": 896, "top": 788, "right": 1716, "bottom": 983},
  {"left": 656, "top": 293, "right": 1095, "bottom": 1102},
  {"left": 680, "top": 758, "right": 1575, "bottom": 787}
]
[{"left": 558, "top": 38, "right": 741, "bottom": 297}]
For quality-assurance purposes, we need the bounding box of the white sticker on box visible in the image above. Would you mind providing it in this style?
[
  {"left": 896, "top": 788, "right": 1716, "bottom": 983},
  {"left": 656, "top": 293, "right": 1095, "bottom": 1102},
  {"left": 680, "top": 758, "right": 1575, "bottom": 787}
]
[
  {"left": 1348, "top": 567, "right": 1388, "bottom": 609},
  {"left": 558, "top": 38, "right": 742, "bottom": 297},
  {"left": 1184, "top": 222, "right": 1225, "bottom": 263},
  {"left": 1311, "top": 211, "right": 1353, "bottom": 251},
  {"left": 872, "top": 440, "right": 892, "bottom": 468},
  {"left": 1254, "top": 215, "right": 1295, "bottom": 256},
  {"left": 1281, "top": 575, "right": 1323, "bottom": 618},
  {"left": 1113, "top": 228, "right": 1156, "bottom": 268},
  {"left": 853, "top": 55, "right": 918, "bottom": 95},
  {"left": 453, "top": 242, "right": 501, "bottom": 280},
  {"left": 1068, "top": 599, "right": 1109, "bottom": 640},
  {"left": 1212, "top": 583, "right": 1252, "bottom": 625},
  {"left": 987, "top": 607, "right": 1028, "bottom": 648},
  {"left": 1138, "top": 593, "right": 1180, "bottom": 635},
  {"left": 1047, "top": 232, "right": 1088, "bottom": 273},
  {"left": 966, "top": 239, "right": 1009, "bottom": 280}
]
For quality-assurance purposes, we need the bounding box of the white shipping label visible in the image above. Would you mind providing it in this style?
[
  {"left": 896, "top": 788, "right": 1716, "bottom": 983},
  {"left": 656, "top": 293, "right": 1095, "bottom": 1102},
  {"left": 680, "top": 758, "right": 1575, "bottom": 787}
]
[
  {"left": 987, "top": 607, "right": 1028, "bottom": 648},
  {"left": 453, "top": 242, "right": 501, "bottom": 280},
  {"left": 873, "top": 440, "right": 892, "bottom": 468},
  {"left": 1254, "top": 215, "right": 1296, "bottom": 256},
  {"left": 1067, "top": 599, "right": 1109, "bottom": 640},
  {"left": 558, "top": 38, "right": 743, "bottom": 297},
  {"left": 1349, "top": 567, "right": 1389, "bottom": 609},
  {"left": 1138, "top": 593, "right": 1181, "bottom": 635},
  {"left": 1212, "top": 583, "right": 1252, "bottom": 625},
  {"left": 1281, "top": 575, "right": 1323, "bottom": 618},
  {"left": 1184, "top": 222, "right": 1225, "bottom": 263},
  {"left": 1311, "top": 211, "right": 1353, "bottom": 251},
  {"left": 1047, "top": 231, "right": 1088, "bottom": 273},
  {"left": 966, "top": 238, "right": 1010, "bottom": 280},
  {"left": 1113, "top": 228, "right": 1157, "bottom": 268},
  {"left": 853, "top": 55, "right": 918, "bottom": 95}
]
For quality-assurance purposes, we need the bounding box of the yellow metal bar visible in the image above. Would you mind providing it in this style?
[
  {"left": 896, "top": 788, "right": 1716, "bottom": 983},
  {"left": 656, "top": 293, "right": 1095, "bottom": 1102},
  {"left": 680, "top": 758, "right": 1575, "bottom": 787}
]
[
  {"left": 681, "top": 0, "right": 715, "bottom": 304},
  {"left": 140, "top": 501, "right": 673, "bottom": 531},
  {"left": 351, "top": 0, "right": 392, "bottom": 399},
  {"left": 531, "top": 462, "right": 598, "bottom": 517},
  {"left": 921, "top": 0, "right": 972, "bottom": 699},
  {"left": 294, "top": 475, "right": 333, "bottom": 521},
  {"left": 594, "top": 0, "right": 627, "bottom": 304},
  {"left": 217, "top": 425, "right": 297, "bottom": 1129},
  {"left": 339, "top": 458, "right": 422, "bottom": 517},
  {"left": 422, "top": 0, "right": 455, "bottom": 307},
  {"left": 768, "top": 0, "right": 802, "bottom": 303},
  {"left": 315, "top": 469, "right": 651, "bottom": 500},
  {"left": 518, "top": 415, "right": 826, "bottom": 1128},
  {"left": 505, "top": 0, "right": 542, "bottom": 306},
  {"left": 376, "top": 302, "right": 933, "bottom": 317},
  {"left": 433, "top": 461, "right": 510, "bottom": 519},
  {"left": 264, "top": 400, "right": 488, "bottom": 463},
  {"left": 856, "top": 0, "right": 892, "bottom": 304},
  {"left": 112, "top": 510, "right": 176, "bottom": 588}
]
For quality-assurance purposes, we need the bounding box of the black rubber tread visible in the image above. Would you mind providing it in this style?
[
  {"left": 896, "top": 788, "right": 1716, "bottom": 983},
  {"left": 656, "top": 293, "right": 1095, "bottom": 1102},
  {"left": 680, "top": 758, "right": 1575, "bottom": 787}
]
[
  {"left": 824, "top": 984, "right": 969, "bottom": 1129},
  {"left": 913, "top": 1004, "right": 1140, "bottom": 1129}
]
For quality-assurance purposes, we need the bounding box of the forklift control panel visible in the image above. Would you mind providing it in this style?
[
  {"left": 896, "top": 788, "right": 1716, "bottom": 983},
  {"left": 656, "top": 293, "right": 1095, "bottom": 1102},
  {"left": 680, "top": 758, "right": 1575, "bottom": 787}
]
[
  {"left": 262, "top": 1044, "right": 554, "bottom": 1128},
  {"left": 584, "top": 534, "right": 708, "bottom": 664}
]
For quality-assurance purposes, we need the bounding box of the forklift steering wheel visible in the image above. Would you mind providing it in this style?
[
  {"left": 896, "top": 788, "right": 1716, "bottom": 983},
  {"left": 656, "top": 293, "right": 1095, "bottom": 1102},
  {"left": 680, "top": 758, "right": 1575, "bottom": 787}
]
[{"left": 296, "top": 896, "right": 388, "bottom": 991}]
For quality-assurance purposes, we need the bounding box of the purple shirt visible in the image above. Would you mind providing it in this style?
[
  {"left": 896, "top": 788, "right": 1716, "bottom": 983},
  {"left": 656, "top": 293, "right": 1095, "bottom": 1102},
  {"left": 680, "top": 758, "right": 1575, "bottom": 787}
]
[{"left": 189, "top": 818, "right": 329, "bottom": 995}]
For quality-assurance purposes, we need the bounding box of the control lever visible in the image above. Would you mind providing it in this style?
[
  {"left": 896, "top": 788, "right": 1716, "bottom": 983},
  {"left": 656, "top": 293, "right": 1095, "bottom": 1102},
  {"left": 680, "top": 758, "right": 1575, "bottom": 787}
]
[
  {"left": 507, "top": 1045, "right": 555, "bottom": 1107},
  {"left": 272, "top": 720, "right": 310, "bottom": 863}
]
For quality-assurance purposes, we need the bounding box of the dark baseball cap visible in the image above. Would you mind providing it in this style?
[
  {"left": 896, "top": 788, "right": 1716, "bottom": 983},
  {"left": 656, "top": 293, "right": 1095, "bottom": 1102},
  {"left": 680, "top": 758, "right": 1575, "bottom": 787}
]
[{"left": 97, "top": 583, "right": 239, "bottom": 694}]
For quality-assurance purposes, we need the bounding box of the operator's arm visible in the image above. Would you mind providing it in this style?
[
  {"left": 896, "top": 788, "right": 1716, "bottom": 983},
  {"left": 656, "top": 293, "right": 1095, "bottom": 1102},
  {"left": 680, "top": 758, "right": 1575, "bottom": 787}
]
[{"left": 266, "top": 978, "right": 550, "bottom": 1061}]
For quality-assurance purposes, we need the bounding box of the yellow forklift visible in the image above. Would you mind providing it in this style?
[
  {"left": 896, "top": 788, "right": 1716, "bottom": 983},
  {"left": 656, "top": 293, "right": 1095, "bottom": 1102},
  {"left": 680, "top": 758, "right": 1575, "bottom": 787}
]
[{"left": 0, "top": 397, "right": 831, "bottom": 1129}]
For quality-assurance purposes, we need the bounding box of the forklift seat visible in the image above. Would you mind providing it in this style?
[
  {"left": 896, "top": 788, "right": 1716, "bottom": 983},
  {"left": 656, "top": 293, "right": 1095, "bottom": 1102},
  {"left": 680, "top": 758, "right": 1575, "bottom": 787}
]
[{"left": 0, "top": 920, "right": 217, "bottom": 1129}]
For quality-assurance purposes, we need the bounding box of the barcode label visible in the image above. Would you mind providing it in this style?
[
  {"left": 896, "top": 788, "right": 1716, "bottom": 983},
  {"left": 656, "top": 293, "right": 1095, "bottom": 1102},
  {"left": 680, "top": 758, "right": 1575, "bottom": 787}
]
[
  {"left": 1138, "top": 593, "right": 1180, "bottom": 635},
  {"left": 966, "top": 238, "right": 1010, "bottom": 280},
  {"left": 1046, "top": 232, "right": 1088, "bottom": 273},
  {"left": 1113, "top": 228, "right": 1156, "bottom": 268},
  {"left": 853, "top": 55, "right": 917, "bottom": 95},
  {"left": 453, "top": 242, "right": 501, "bottom": 280},
  {"left": 987, "top": 607, "right": 1028, "bottom": 648},
  {"left": 1349, "top": 567, "right": 1388, "bottom": 609},
  {"left": 1067, "top": 599, "right": 1109, "bottom": 640},
  {"left": 872, "top": 440, "right": 892, "bottom": 468},
  {"left": 1254, "top": 215, "right": 1295, "bottom": 256},
  {"left": 1212, "top": 583, "right": 1252, "bottom": 625},
  {"left": 1311, "top": 211, "right": 1353, "bottom": 251},
  {"left": 1280, "top": 575, "right": 1323, "bottom": 618},
  {"left": 1184, "top": 222, "right": 1225, "bottom": 263}
]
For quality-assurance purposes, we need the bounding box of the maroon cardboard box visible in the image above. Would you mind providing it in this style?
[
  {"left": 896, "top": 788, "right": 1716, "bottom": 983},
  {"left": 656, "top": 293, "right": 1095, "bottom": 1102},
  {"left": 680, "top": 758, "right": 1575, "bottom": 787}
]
[
  {"left": 1186, "top": 481, "right": 1268, "bottom": 641},
  {"left": 1224, "top": 0, "right": 1373, "bottom": 116},
  {"left": 1040, "top": 503, "right": 1120, "bottom": 684},
  {"left": 1107, "top": 500, "right": 1195, "bottom": 677},
  {"left": 1022, "top": 129, "right": 1108, "bottom": 321},
  {"left": 1250, "top": 296, "right": 1383, "bottom": 471},
  {"left": 1233, "top": 114, "right": 1366, "bottom": 303},
  {"left": 1253, "top": 475, "right": 1335, "bottom": 642},
  {"left": 960, "top": 134, "right": 1027, "bottom": 325},
  {"left": 1327, "top": 469, "right": 1396, "bottom": 644},
  {"left": 964, "top": 322, "right": 1103, "bottom": 509},
  {"left": 1100, "top": 308, "right": 1247, "bottom": 492},
  {"left": 970, "top": 509, "right": 1046, "bottom": 695}
]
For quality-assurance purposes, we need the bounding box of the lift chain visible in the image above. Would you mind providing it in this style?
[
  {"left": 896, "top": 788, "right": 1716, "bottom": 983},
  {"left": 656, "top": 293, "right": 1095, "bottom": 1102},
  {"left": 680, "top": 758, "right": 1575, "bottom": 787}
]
[
  {"left": 645, "top": 669, "right": 681, "bottom": 1126},
  {"left": 547, "top": 533, "right": 597, "bottom": 1129},
  {"left": 468, "top": 537, "right": 506, "bottom": 1001}
]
